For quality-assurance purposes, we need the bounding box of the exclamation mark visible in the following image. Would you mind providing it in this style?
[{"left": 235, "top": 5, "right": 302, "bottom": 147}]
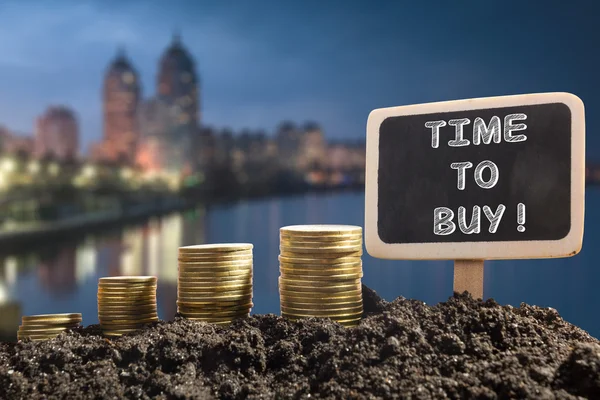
[{"left": 517, "top": 203, "right": 526, "bottom": 232}]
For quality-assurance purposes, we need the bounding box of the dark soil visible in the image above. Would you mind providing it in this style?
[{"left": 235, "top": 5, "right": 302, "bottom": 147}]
[{"left": 1, "top": 286, "right": 599, "bottom": 399}]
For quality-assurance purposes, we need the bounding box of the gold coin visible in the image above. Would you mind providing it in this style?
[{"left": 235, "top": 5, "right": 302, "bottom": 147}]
[
  {"left": 279, "top": 260, "right": 362, "bottom": 269},
  {"left": 280, "top": 292, "right": 362, "bottom": 303},
  {"left": 179, "top": 264, "right": 252, "bottom": 272},
  {"left": 18, "top": 326, "right": 71, "bottom": 333},
  {"left": 98, "top": 283, "right": 158, "bottom": 292},
  {"left": 178, "top": 301, "right": 253, "bottom": 309},
  {"left": 97, "top": 290, "right": 156, "bottom": 299},
  {"left": 279, "top": 269, "right": 362, "bottom": 278},
  {"left": 280, "top": 272, "right": 363, "bottom": 281},
  {"left": 280, "top": 299, "right": 362, "bottom": 309},
  {"left": 97, "top": 298, "right": 157, "bottom": 305},
  {"left": 99, "top": 276, "right": 156, "bottom": 283},
  {"left": 281, "top": 310, "right": 363, "bottom": 319},
  {"left": 279, "top": 238, "right": 363, "bottom": 248},
  {"left": 280, "top": 234, "right": 362, "bottom": 243},
  {"left": 178, "top": 308, "right": 250, "bottom": 318},
  {"left": 21, "top": 320, "right": 81, "bottom": 328},
  {"left": 177, "top": 298, "right": 252, "bottom": 307},
  {"left": 177, "top": 283, "right": 252, "bottom": 291},
  {"left": 279, "top": 266, "right": 362, "bottom": 276},
  {"left": 177, "top": 272, "right": 253, "bottom": 285},
  {"left": 281, "top": 304, "right": 363, "bottom": 315},
  {"left": 279, "top": 292, "right": 361, "bottom": 303},
  {"left": 178, "top": 293, "right": 252, "bottom": 301},
  {"left": 280, "top": 244, "right": 362, "bottom": 254},
  {"left": 179, "top": 258, "right": 252, "bottom": 266},
  {"left": 97, "top": 303, "right": 157, "bottom": 310},
  {"left": 97, "top": 288, "right": 156, "bottom": 296},
  {"left": 279, "top": 277, "right": 361, "bottom": 288},
  {"left": 98, "top": 285, "right": 157, "bottom": 292},
  {"left": 97, "top": 291, "right": 156, "bottom": 299},
  {"left": 98, "top": 301, "right": 156, "bottom": 309},
  {"left": 99, "top": 320, "right": 159, "bottom": 328},
  {"left": 98, "top": 312, "right": 157, "bottom": 320},
  {"left": 98, "top": 276, "right": 158, "bottom": 287},
  {"left": 22, "top": 313, "right": 82, "bottom": 322},
  {"left": 178, "top": 293, "right": 252, "bottom": 302},
  {"left": 98, "top": 312, "right": 157, "bottom": 319},
  {"left": 20, "top": 323, "right": 80, "bottom": 330},
  {"left": 177, "top": 279, "right": 252, "bottom": 287},
  {"left": 178, "top": 291, "right": 252, "bottom": 299},
  {"left": 178, "top": 253, "right": 253, "bottom": 261},
  {"left": 278, "top": 255, "right": 362, "bottom": 265},
  {"left": 179, "top": 269, "right": 252, "bottom": 277},
  {"left": 280, "top": 225, "right": 362, "bottom": 236},
  {"left": 179, "top": 243, "right": 253, "bottom": 253},
  {"left": 100, "top": 319, "right": 157, "bottom": 326},
  {"left": 280, "top": 250, "right": 363, "bottom": 259},
  {"left": 178, "top": 285, "right": 251, "bottom": 293}
]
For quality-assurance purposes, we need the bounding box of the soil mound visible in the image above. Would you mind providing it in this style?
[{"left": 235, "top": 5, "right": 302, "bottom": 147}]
[{"left": 1, "top": 286, "right": 599, "bottom": 399}]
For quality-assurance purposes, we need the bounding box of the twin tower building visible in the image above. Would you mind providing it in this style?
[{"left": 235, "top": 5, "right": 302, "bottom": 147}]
[{"left": 94, "top": 34, "right": 200, "bottom": 174}]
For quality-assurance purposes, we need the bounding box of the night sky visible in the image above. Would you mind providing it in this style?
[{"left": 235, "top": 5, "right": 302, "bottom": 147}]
[{"left": 0, "top": 0, "right": 598, "bottom": 159}]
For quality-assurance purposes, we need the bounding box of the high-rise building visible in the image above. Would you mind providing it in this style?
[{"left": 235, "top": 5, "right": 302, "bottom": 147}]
[
  {"left": 34, "top": 106, "right": 78, "bottom": 161},
  {"left": 275, "top": 121, "right": 302, "bottom": 170},
  {"left": 136, "top": 96, "right": 189, "bottom": 174},
  {"left": 102, "top": 48, "right": 141, "bottom": 164},
  {"left": 157, "top": 33, "right": 200, "bottom": 128},
  {"left": 137, "top": 33, "right": 200, "bottom": 175},
  {"left": 297, "top": 122, "right": 326, "bottom": 170}
]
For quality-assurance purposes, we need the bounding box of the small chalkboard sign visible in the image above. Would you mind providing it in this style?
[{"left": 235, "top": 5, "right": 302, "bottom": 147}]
[{"left": 365, "top": 93, "right": 585, "bottom": 297}]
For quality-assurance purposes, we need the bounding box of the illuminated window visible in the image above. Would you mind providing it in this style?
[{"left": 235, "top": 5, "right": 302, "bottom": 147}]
[
  {"left": 181, "top": 72, "right": 192, "bottom": 83},
  {"left": 123, "top": 72, "right": 135, "bottom": 84}
]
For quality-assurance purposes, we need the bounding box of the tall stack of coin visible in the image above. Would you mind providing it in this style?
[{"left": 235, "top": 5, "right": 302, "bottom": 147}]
[
  {"left": 17, "top": 313, "right": 82, "bottom": 341},
  {"left": 97, "top": 276, "right": 158, "bottom": 337},
  {"left": 177, "top": 244, "right": 253, "bottom": 324},
  {"left": 279, "top": 225, "right": 364, "bottom": 326}
]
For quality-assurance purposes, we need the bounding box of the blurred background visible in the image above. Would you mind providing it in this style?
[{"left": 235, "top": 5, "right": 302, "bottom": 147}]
[{"left": 1, "top": 0, "right": 599, "bottom": 342}]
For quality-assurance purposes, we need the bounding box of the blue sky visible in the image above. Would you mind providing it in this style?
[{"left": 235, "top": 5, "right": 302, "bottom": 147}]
[{"left": 0, "top": 0, "right": 599, "bottom": 158}]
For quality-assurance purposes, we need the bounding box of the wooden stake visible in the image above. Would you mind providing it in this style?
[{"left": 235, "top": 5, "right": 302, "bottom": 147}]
[{"left": 453, "top": 260, "right": 484, "bottom": 299}]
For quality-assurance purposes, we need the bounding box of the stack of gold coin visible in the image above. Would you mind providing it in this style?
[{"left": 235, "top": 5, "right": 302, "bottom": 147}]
[
  {"left": 177, "top": 244, "right": 253, "bottom": 324},
  {"left": 18, "top": 313, "right": 82, "bottom": 341},
  {"left": 97, "top": 276, "right": 158, "bottom": 337},
  {"left": 279, "top": 225, "right": 364, "bottom": 327}
]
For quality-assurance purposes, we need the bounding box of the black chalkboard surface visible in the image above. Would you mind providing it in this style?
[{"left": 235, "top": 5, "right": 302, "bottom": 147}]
[{"left": 365, "top": 93, "right": 585, "bottom": 260}]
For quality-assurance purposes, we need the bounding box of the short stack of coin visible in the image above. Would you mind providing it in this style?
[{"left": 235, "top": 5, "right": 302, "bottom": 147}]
[
  {"left": 178, "top": 244, "right": 253, "bottom": 324},
  {"left": 18, "top": 313, "right": 82, "bottom": 341},
  {"left": 279, "top": 225, "right": 364, "bottom": 327},
  {"left": 97, "top": 276, "right": 158, "bottom": 337}
]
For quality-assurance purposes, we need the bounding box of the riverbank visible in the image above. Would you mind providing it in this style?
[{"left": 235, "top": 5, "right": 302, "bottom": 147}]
[
  {"left": 0, "top": 184, "right": 364, "bottom": 253},
  {"left": 1, "top": 286, "right": 599, "bottom": 399}
]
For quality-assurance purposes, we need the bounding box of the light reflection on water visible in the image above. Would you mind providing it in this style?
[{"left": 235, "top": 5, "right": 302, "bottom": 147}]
[{"left": 1, "top": 190, "right": 600, "bottom": 341}]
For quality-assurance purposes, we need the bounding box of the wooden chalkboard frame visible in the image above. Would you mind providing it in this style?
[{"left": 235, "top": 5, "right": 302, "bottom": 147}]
[{"left": 365, "top": 92, "right": 585, "bottom": 260}]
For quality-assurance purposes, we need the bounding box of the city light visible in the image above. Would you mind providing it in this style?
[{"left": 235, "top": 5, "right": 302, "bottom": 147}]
[
  {"left": 27, "top": 161, "right": 40, "bottom": 175},
  {"left": 120, "top": 167, "right": 133, "bottom": 180},
  {"left": 1, "top": 158, "right": 16, "bottom": 173},
  {"left": 48, "top": 162, "right": 60, "bottom": 176},
  {"left": 82, "top": 165, "right": 96, "bottom": 179}
]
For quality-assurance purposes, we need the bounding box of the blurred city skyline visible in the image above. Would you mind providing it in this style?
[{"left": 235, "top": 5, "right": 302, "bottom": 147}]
[{"left": 0, "top": 0, "right": 599, "bottom": 158}]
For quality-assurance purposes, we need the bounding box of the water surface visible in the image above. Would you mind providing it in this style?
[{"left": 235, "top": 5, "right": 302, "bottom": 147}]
[{"left": 1, "top": 190, "right": 598, "bottom": 340}]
